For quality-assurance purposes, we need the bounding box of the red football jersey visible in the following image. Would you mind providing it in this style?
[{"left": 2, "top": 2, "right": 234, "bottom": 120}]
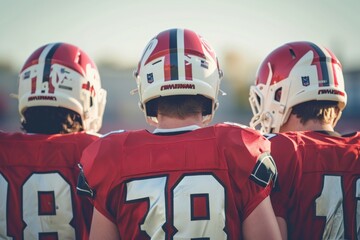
[
  {"left": 79, "top": 123, "right": 277, "bottom": 239},
  {"left": 269, "top": 131, "right": 360, "bottom": 239},
  {"left": 0, "top": 131, "right": 99, "bottom": 240}
]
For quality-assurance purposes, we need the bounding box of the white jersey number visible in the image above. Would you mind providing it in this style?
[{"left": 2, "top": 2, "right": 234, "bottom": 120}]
[
  {"left": 315, "top": 175, "right": 360, "bottom": 239},
  {"left": 0, "top": 172, "right": 75, "bottom": 239},
  {"left": 0, "top": 174, "right": 12, "bottom": 240},
  {"left": 126, "top": 174, "right": 226, "bottom": 239}
]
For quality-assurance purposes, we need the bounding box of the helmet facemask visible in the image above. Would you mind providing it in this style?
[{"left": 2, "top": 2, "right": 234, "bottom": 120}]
[{"left": 249, "top": 62, "right": 290, "bottom": 134}]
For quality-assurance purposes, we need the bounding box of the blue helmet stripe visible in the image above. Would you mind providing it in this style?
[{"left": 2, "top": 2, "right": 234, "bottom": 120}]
[
  {"left": 169, "top": 29, "right": 178, "bottom": 80},
  {"left": 309, "top": 42, "right": 330, "bottom": 86}
]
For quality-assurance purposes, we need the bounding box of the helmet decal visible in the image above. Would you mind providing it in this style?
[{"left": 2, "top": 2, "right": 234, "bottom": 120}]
[{"left": 82, "top": 80, "right": 96, "bottom": 98}]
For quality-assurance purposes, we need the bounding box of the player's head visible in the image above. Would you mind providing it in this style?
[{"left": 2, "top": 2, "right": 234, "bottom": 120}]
[
  {"left": 133, "top": 28, "right": 223, "bottom": 125},
  {"left": 249, "top": 41, "right": 347, "bottom": 134},
  {"left": 18, "top": 42, "right": 107, "bottom": 133}
]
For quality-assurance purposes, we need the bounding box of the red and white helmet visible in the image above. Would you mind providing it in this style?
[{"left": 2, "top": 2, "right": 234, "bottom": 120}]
[
  {"left": 18, "top": 42, "right": 107, "bottom": 132},
  {"left": 249, "top": 41, "right": 347, "bottom": 134},
  {"left": 134, "top": 28, "right": 223, "bottom": 123}
]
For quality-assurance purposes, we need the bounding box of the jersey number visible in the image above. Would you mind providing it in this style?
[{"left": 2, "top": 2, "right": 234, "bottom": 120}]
[
  {"left": 0, "top": 173, "right": 75, "bottom": 239},
  {"left": 126, "top": 174, "right": 227, "bottom": 239},
  {"left": 315, "top": 175, "right": 360, "bottom": 239}
]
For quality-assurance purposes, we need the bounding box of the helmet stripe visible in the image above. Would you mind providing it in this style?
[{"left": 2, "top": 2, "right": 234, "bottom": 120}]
[
  {"left": 184, "top": 29, "right": 201, "bottom": 81},
  {"left": 176, "top": 29, "right": 188, "bottom": 81},
  {"left": 169, "top": 29, "right": 178, "bottom": 81},
  {"left": 309, "top": 42, "right": 330, "bottom": 87},
  {"left": 42, "top": 43, "right": 61, "bottom": 93}
]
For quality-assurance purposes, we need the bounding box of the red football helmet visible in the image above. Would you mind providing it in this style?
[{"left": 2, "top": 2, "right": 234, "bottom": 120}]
[
  {"left": 18, "top": 42, "right": 107, "bottom": 132},
  {"left": 249, "top": 41, "right": 347, "bottom": 133},
  {"left": 133, "top": 28, "right": 223, "bottom": 124}
]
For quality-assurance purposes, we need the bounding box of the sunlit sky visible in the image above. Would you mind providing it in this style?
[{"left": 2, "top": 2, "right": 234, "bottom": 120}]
[{"left": 1, "top": 0, "right": 359, "bottom": 71}]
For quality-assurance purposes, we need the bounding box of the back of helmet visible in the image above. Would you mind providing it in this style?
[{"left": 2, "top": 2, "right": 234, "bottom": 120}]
[
  {"left": 134, "top": 28, "right": 223, "bottom": 124},
  {"left": 249, "top": 41, "right": 347, "bottom": 133},
  {"left": 18, "top": 42, "right": 106, "bottom": 133}
]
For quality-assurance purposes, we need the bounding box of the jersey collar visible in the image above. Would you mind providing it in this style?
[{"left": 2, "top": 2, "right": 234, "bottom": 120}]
[{"left": 153, "top": 125, "right": 201, "bottom": 134}]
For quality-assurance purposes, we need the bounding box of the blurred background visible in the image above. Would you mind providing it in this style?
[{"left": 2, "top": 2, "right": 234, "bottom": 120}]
[{"left": 0, "top": 0, "right": 359, "bottom": 134}]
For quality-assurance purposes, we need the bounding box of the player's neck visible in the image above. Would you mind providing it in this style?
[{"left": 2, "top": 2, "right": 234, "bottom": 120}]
[
  {"left": 156, "top": 114, "right": 204, "bottom": 129},
  {"left": 280, "top": 114, "right": 335, "bottom": 132}
]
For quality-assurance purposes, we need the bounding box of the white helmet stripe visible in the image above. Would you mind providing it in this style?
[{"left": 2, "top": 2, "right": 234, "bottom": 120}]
[{"left": 176, "top": 29, "right": 186, "bottom": 80}]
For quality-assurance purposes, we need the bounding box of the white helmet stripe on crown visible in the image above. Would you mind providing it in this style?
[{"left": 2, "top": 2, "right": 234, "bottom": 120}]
[{"left": 176, "top": 28, "right": 186, "bottom": 81}]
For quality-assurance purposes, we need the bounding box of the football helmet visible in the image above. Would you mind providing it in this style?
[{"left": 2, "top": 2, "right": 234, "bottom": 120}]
[
  {"left": 249, "top": 41, "right": 347, "bottom": 134},
  {"left": 133, "top": 28, "right": 223, "bottom": 123},
  {"left": 18, "top": 42, "right": 107, "bottom": 132}
]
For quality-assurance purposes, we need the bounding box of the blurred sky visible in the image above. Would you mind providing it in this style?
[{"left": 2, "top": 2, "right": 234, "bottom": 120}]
[{"left": 0, "top": 0, "right": 359, "bottom": 71}]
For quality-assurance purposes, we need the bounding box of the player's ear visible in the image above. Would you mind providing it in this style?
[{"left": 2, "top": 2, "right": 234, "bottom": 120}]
[
  {"left": 202, "top": 114, "right": 213, "bottom": 126},
  {"left": 146, "top": 117, "right": 159, "bottom": 127}
]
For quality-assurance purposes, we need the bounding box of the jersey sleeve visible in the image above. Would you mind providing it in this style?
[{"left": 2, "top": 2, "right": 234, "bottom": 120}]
[
  {"left": 219, "top": 125, "right": 277, "bottom": 220},
  {"left": 268, "top": 134, "right": 301, "bottom": 218},
  {"left": 77, "top": 134, "right": 124, "bottom": 223},
  {"left": 241, "top": 140, "right": 277, "bottom": 220}
]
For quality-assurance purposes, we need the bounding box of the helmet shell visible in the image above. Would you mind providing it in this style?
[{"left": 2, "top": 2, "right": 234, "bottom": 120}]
[
  {"left": 249, "top": 41, "right": 346, "bottom": 133},
  {"left": 18, "top": 42, "right": 106, "bottom": 132},
  {"left": 134, "top": 28, "right": 223, "bottom": 121}
]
